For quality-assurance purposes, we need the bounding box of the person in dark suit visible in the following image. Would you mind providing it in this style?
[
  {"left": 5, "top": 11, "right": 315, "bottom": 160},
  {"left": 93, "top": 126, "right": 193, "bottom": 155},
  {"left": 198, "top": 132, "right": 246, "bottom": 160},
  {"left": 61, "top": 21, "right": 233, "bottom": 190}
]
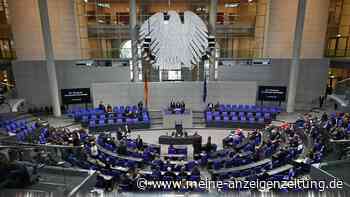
[
  {"left": 191, "top": 166, "right": 200, "bottom": 176},
  {"left": 138, "top": 101, "right": 143, "bottom": 111},
  {"left": 178, "top": 166, "right": 188, "bottom": 180},
  {"left": 117, "top": 127, "right": 123, "bottom": 141},
  {"left": 98, "top": 101, "right": 106, "bottom": 112},
  {"left": 117, "top": 141, "right": 127, "bottom": 155},
  {"left": 170, "top": 99, "right": 176, "bottom": 110},
  {"left": 208, "top": 103, "right": 214, "bottom": 111},
  {"left": 135, "top": 135, "right": 144, "bottom": 150},
  {"left": 180, "top": 101, "right": 185, "bottom": 113},
  {"left": 214, "top": 102, "right": 220, "bottom": 111},
  {"left": 164, "top": 167, "right": 176, "bottom": 179},
  {"left": 203, "top": 136, "right": 213, "bottom": 152},
  {"left": 176, "top": 101, "right": 181, "bottom": 109}
]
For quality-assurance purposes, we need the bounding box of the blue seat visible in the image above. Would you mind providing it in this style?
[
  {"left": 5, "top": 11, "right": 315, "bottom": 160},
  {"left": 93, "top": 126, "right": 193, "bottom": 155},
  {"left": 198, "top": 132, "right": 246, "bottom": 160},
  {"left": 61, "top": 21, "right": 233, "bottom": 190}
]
[
  {"left": 239, "top": 112, "right": 245, "bottom": 117},
  {"left": 249, "top": 117, "right": 255, "bottom": 123},
  {"left": 264, "top": 113, "right": 271, "bottom": 120},
  {"left": 113, "top": 106, "right": 119, "bottom": 113},
  {"left": 82, "top": 115, "right": 89, "bottom": 122},
  {"left": 232, "top": 104, "right": 238, "bottom": 111},
  {"left": 240, "top": 116, "right": 247, "bottom": 122},
  {"left": 116, "top": 119, "right": 123, "bottom": 124},
  {"left": 232, "top": 116, "right": 238, "bottom": 122},
  {"left": 256, "top": 112, "right": 262, "bottom": 118},
  {"left": 223, "top": 116, "right": 229, "bottom": 121},
  {"left": 89, "top": 120, "right": 96, "bottom": 128},
  {"left": 91, "top": 115, "right": 97, "bottom": 120},
  {"left": 207, "top": 115, "right": 213, "bottom": 121},
  {"left": 226, "top": 104, "right": 232, "bottom": 111},
  {"left": 98, "top": 119, "right": 106, "bottom": 126},
  {"left": 108, "top": 119, "right": 115, "bottom": 125}
]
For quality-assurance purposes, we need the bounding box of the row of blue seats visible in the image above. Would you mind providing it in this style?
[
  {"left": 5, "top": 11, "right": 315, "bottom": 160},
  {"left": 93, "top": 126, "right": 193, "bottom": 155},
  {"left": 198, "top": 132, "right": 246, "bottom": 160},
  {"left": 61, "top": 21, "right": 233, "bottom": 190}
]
[
  {"left": 81, "top": 112, "right": 149, "bottom": 122},
  {"left": 206, "top": 115, "right": 267, "bottom": 123},
  {"left": 16, "top": 126, "right": 43, "bottom": 142},
  {"left": 89, "top": 117, "right": 150, "bottom": 128},
  {"left": 207, "top": 111, "right": 272, "bottom": 118},
  {"left": 208, "top": 104, "right": 282, "bottom": 113},
  {"left": 67, "top": 108, "right": 104, "bottom": 117},
  {"left": 6, "top": 122, "right": 38, "bottom": 135}
]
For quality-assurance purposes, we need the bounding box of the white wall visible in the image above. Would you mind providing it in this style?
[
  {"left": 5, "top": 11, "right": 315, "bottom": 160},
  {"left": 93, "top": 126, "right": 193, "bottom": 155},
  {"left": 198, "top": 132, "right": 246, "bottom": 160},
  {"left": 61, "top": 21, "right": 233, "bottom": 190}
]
[{"left": 92, "top": 81, "right": 257, "bottom": 111}]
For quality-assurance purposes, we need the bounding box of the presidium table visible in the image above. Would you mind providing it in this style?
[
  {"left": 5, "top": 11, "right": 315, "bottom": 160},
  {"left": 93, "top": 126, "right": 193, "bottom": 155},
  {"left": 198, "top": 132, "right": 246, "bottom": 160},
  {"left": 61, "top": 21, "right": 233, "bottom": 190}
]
[{"left": 158, "top": 134, "right": 202, "bottom": 160}]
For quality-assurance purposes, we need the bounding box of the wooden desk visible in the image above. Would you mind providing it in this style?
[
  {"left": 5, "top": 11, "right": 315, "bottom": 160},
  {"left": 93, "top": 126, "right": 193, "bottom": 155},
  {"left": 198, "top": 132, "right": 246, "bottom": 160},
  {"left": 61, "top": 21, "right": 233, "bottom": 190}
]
[
  {"left": 97, "top": 144, "right": 143, "bottom": 162},
  {"left": 266, "top": 164, "right": 293, "bottom": 176}
]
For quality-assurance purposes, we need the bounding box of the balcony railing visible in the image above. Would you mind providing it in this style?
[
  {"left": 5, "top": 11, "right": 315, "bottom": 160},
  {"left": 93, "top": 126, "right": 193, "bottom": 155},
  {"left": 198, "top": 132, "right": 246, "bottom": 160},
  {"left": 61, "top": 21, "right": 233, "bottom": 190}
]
[
  {"left": 325, "top": 49, "right": 350, "bottom": 58},
  {"left": 0, "top": 50, "right": 15, "bottom": 60}
]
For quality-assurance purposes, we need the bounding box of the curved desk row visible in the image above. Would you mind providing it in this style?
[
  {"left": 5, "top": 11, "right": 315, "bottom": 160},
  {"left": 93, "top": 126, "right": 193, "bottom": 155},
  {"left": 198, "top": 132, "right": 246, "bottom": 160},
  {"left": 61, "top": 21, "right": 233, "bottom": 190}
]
[{"left": 96, "top": 144, "right": 143, "bottom": 162}]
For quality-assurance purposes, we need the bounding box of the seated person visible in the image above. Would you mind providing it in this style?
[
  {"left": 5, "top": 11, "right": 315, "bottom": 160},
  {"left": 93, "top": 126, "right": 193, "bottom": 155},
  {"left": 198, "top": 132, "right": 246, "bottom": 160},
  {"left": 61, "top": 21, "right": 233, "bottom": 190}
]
[
  {"left": 175, "top": 123, "right": 183, "bottom": 137},
  {"left": 270, "top": 129, "right": 282, "bottom": 142},
  {"left": 180, "top": 100, "right": 185, "bottom": 113},
  {"left": 124, "top": 108, "right": 135, "bottom": 118},
  {"left": 191, "top": 166, "right": 200, "bottom": 176},
  {"left": 123, "top": 124, "right": 131, "bottom": 138},
  {"left": 164, "top": 167, "right": 176, "bottom": 179},
  {"left": 72, "top": 132, "right": 81, "bottom": 146},
  {"left": 230, "top": 129, "right": 245, "bottom": 145},
  {"left": 105, "top": 136, "right": 116, "bottom": 149},
  {"left": 175, "top": 101, "right": 181, "bottom": 109},
  {"left": 332, "top": 127, "right": 345, "bottom": 140},
  {"left": 138, "top": 101, "right": 143, "bottom": 111},
  {"left": 135, "top": 135, "right": 144, "bottom": 150},
  {"left": 178, "top": 166, "right": 188, "bottom": 179},
  {"left": 321, "top": 112, "right": 328, "bottom": 122},
  {"left": 170, "top": 99, "right": 176, "bottom": 110},
  {"left": 151, "top": 166, "right": 162, "bottom": 179},
  {"left": 106, "top": 104, "right": 113, "bottom": 113},
  {"left": 207, "top": 102, "right": 214, "bottom": 112},
  {"left": 117, "top": 127, "right": 123, "bottom": 141},
  {"left": 203, "top": 136, "right": 214, "bottom": 152},
  {"left": 117, "top": 141, "right": 127, "bottom": 155},
  {"left": 90, "top": 141, "right": 99, "bottom": 158},
  {"left": 97, "top": 170, "right": 114, "bottom": 192},
  {"left": 98, "top": 101, "right": 106, "bottom": 112},
  {"left": 214, "top": 102, "right": 220, "bottom": 111}
]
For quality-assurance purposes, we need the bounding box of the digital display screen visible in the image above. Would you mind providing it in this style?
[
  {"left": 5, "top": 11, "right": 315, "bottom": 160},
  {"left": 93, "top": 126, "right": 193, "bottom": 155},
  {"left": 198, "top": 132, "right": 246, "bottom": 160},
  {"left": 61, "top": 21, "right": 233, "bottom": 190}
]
[
  {"left": 61, "top": 88, "right": 91, "bottom": 104},
  {"left": 258, "top": 86, "right": 287, "bottom": 102}
]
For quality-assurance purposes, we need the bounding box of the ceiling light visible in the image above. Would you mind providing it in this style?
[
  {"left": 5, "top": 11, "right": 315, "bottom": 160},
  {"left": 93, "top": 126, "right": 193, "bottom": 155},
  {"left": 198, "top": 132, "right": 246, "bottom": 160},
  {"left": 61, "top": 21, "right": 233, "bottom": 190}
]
[{"left": 225, "top": 3, "right": 240, "bottom": 8}]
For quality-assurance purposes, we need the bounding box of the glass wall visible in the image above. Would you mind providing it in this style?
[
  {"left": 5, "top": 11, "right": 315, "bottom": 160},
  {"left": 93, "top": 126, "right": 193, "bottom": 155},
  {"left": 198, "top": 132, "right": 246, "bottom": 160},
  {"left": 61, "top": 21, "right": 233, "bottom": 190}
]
[
  {"left": 76, "top": 0, "right": 131, "bottom": 59},
  {"left": 136, "top": 0, "right": 209, "bottom": 25},
  {"left": 216, "top": 0, "right": 266, "bottom": 58},
  {"left": 0, "top": 0, "right": 15, "bottom": 60},
  {"left": 75, "top": 0, "right": 266, "bottom": 59},
  {"left": 325, "top": 0, "right": 350, "bottom": 57}
]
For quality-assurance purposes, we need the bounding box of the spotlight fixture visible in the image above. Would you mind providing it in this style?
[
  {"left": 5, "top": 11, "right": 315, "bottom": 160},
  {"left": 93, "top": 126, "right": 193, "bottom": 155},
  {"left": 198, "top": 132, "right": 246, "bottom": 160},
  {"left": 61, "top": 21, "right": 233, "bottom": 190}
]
[
  {"left": 163, "top": 12, "right": 170, "bottom": 24},
  {"left": 208, "top": 36, "right": 216, "bottom": 49}
]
